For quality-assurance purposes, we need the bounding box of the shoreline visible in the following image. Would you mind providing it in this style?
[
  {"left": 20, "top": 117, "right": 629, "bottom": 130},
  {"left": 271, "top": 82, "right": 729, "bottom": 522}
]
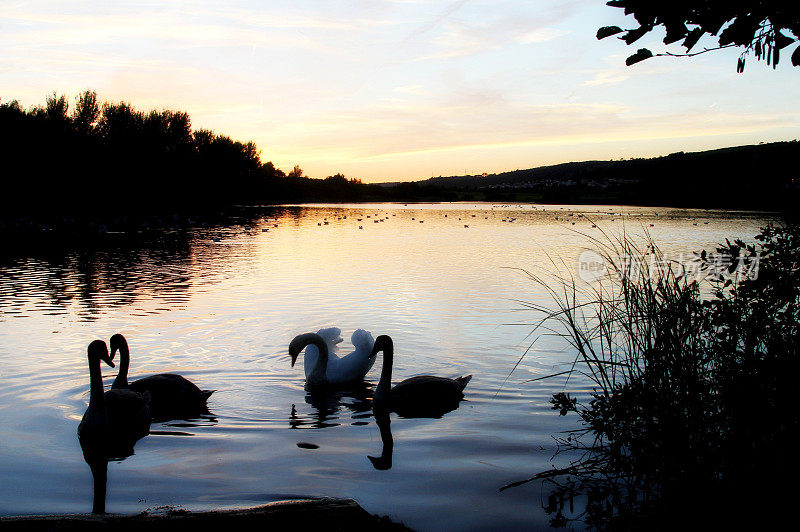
[{"left": 0, "top": 498, "right": 411, "bottom": 531}]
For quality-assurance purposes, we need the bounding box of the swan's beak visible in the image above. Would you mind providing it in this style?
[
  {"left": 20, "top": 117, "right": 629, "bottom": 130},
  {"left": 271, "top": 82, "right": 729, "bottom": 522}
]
[
  {"left": 288, "top": 335, "right": 308, "bottom": 367},
  {"left": 102, "top": 356, "right": 115, "bottom": 368},
  {"left": 288, "top": 348, "right": 299, "bottom": 367}
]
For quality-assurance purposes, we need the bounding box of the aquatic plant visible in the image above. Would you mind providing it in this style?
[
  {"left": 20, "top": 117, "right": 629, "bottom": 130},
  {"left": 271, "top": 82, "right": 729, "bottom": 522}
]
[{"left": 504, "top": 223, "right": 800, "bottom": 528}]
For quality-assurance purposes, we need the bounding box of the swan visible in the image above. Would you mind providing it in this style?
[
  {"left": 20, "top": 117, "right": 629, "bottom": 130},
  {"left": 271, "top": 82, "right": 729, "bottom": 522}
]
[
  {"left": 110, "top": 333, "right": 214, "bottom": 419},
  {"left": 289, "top": 327, "right": 377, "bottom": 385},
  {"left": 78, "top": 340, "right": 151, "bottom": 456},
  {"left": 369, "top": 335, "right": 472, "bottom": 418}
]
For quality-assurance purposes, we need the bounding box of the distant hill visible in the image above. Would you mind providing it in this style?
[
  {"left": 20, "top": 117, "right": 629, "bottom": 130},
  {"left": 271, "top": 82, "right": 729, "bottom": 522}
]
[{"left": 384, "top": 141, "right": 799, "bottom": 209}]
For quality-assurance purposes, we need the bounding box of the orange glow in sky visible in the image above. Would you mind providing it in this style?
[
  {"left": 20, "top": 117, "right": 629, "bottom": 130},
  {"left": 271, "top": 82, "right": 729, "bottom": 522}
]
[{"left": 3, "top": 1, "right": 798, "bottom": 182}]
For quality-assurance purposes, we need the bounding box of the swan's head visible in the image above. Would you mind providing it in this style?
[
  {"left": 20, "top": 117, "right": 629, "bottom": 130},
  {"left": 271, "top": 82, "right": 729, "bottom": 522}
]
[
  {"left": 351, "top": 329, "right": 375, "bottom": 351},
  {"left": 316, "top": 327, "right": 343, "bottom": 346},
  {"left": 289, "top": 333, "right": 317, "bottom": 367},
  {"left": 88, "top": 340, "right": 115, "bottom": 368},
  {"left": 370, "top": 335, "right": 393, "bottom": 357},
  {"left": 368, "top": 454, "right": 392, "bottom": 470},
  {"left": 109, "top": 333, "right": 127, "bottom": 358}
]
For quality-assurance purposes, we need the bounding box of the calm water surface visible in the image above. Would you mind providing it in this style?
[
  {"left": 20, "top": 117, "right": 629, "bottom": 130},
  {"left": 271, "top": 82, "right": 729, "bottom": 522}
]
[{"left": 0, "top": 203, "right": 773, "bottom": 530}]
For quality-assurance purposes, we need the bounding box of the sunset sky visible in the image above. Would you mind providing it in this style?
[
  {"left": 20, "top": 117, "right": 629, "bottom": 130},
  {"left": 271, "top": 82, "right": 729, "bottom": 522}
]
[{"left": 3, "top": 0, "right": 799, "bottom": 182}]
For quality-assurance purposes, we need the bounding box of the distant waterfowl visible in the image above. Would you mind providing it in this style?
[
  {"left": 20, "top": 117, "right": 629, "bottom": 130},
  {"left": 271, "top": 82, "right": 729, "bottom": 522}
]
[
  {"left": 289, "top": 327, "right": 377, "bottom": 386},
  {"left": 78, "top": 340, "right": 151, "bottom": 456},
  {"left": 369, "top": 335, "right": 472, "bottom": 418},
  {"left": 110, "top": 334, "right": 214, "bottom": 419}
]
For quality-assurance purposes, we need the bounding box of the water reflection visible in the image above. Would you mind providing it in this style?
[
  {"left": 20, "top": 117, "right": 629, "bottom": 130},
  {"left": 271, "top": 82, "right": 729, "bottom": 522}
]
[
  {"left": 0, "top": 207, "right": 277, "bottom": 321},
  {"left": 0, "top": 203, "right": 767, "bottom": 323},
  {"left": 0, "top": 243, "right": 194, "bottom": 321},
  {"left": 288, "top": 382, "right": 374, "bottom": 429},
  {"left": 367, "top": 412, "right": 393, "bottom": 470},
  {"left": 81, "top": 413, "right": 217, "bottom": 514}
]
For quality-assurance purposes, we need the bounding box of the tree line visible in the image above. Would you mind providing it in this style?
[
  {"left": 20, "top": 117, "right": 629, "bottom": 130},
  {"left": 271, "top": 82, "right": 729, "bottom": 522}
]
[{"left": 0, "top": 91, "right": 440, "bottom": 218}]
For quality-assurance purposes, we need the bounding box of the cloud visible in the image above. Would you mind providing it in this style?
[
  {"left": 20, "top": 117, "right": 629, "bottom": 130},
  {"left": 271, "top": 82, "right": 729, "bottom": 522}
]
[
  {"left": 517, "top": 28, "right": 568, "bottom": 44},
  {"left": 247, "top": 91, "right": 795, "bottom": 173},
  {"left": 410, "top": 5, "right": 571, "bottom": 62},
  {"left": 583, "top": 70, "right": 630, "bottom": 86}
]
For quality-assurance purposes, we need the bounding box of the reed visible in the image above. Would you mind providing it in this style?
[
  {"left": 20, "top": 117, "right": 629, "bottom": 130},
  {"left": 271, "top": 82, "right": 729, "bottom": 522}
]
[{"left": 504, "top": 223, "right": 800, "bottom": 528}]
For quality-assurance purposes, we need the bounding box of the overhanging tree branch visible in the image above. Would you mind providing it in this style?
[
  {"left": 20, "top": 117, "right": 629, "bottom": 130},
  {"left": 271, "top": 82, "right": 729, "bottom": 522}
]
[{"left": 598, "top": 0, "right": 800, "bottom": 72}]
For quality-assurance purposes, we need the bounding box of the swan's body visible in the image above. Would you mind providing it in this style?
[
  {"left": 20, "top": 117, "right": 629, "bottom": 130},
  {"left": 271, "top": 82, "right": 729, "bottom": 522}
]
[
  {"left": 110, "top": 334, "right": 214, "bottom": 419},
  {"left": 78, "top": 340, "right": 151, "bottom": 459},
  {"left": 289, "top": 327, "right": 377, "bottom": 385},
  {"left": 370, "top": 335, "right": 471, "bottom": 418}
]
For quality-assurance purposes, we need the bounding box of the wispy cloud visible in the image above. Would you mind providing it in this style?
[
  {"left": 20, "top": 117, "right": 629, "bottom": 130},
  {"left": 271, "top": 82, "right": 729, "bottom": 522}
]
[{"left": 583, "top": 70, "right": 630, "bottom": 86}]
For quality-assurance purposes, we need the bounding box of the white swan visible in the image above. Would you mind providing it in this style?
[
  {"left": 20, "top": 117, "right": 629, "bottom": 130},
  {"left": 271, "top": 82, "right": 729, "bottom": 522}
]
[{"left": 289, "top": 327, "right": 377, "bottom": 385}]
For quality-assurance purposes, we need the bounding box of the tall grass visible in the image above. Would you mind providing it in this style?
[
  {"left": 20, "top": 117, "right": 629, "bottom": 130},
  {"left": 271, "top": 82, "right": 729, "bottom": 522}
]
[{"left": 504, "top": 223, "right": 800, "bottom": 528}]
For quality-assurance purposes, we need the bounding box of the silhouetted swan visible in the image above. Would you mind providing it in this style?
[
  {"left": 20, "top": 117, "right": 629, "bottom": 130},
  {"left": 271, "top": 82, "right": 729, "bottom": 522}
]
[
  {"left": 110, "top": 333, "right": 214, "bottom": 419},
  {"left": 289, "top": 327, "right": 377, "bottom": 386},
  {"left": 370, "top": 335, "right": 472, "bottom": 418},
  {"left": 78, "top": 340, "right": 151, "bottom": 458}
]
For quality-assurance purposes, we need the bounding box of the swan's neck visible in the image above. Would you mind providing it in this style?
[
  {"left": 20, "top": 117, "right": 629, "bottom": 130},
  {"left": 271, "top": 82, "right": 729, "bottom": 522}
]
[
  {"left": 374, "top": 339, "right": 393, "bottom": 403},
  {"left": 306, "top": 335, "right": 329, "bottom": 385},
  {"left": 88, "top": 354, "right": 106, "bottom": 413},
  {"left": 112, "top": 341, "right": 129, "bottom": 389}
]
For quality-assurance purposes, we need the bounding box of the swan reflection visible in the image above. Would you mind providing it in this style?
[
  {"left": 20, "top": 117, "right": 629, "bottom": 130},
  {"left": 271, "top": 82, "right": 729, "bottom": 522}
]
[
  {"left": 80, "top": 414, "right": 217, "bottom": 514},
  {"left": 367, "top": 412, "right": 393, "bottom": 470},
  {"left": 288, "top": 382, "right": 374, "bottom": 429}
]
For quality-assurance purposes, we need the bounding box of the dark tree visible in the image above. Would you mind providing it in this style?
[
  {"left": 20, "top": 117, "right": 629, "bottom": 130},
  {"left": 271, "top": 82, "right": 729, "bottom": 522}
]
[
  {"left": 287, "top": 164, "right": 304, "bottom": 179},
  {"left": 72, "top": 90, "right": 100, "bottom": 135},
  {"left": 45, "top": 92, "right": 69, "bottom": 122},
  {"left": 598, "top": 1, "right": 800, "bottom": 71}
]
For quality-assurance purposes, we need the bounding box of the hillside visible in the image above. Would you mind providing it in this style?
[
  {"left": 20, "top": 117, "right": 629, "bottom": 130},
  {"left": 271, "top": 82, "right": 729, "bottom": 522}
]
[{"left": 395, "top": 141, "right": 799, "bottom": 209}]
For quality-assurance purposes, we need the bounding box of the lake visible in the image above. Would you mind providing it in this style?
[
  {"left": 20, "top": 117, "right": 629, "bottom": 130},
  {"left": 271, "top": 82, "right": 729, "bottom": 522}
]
[{"left": 0, "top": 203, "right": 773, "bottom": 530}]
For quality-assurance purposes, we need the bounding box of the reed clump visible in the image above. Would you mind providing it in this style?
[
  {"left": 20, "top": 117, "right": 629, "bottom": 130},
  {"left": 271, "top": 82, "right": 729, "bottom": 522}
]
[{"left": 506, "top": 223, "right": 800, "bottom": 529}]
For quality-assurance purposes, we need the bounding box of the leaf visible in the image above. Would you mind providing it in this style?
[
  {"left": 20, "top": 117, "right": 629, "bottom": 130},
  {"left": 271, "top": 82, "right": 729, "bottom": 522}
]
[
  {"left": 683, "top": 28, "right": 704, "bottom": 52},
  {"left": 597, "top": 26, "right": 624, "bottom": 40},
  {"left": 622, "top": 26, "right": 650, "bottom": 44},
  {"left": 737, "top": 57, "right": 745, "bottom": 73},
  {"left": 663, "top": 23, "right": 688, "bottom": 45},
  {"left": 626, "top": 48, "right": 653, "bottom": 66},
  {"left": 792, "top": 44, "right": 800, "bottom": 67}
]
